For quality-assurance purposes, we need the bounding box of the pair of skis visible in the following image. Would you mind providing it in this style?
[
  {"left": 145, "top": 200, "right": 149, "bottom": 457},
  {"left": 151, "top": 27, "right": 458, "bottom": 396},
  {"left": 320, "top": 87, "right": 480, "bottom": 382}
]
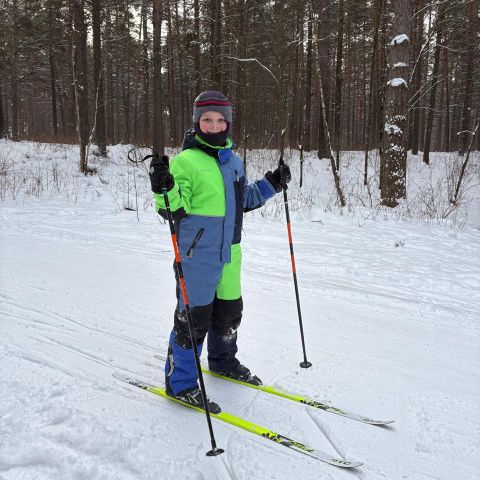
[{"left": 114, "top": 356, "right": 394, "bottom": 469}]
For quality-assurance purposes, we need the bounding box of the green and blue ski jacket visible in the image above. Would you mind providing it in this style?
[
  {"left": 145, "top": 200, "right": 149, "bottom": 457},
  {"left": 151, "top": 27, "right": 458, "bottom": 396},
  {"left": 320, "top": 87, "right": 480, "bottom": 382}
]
[{"left": 153, "top": 130, "right": 277, "bottom": 306}]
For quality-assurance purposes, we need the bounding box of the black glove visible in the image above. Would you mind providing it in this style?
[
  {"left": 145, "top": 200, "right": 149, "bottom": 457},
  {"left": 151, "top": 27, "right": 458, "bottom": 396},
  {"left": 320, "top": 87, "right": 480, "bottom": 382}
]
[
  {"left": 149, "top": 155, "right": 174, "bottom": 193},
  {"left": 265, "top": 162, "right": 291, "bottom": 193}
]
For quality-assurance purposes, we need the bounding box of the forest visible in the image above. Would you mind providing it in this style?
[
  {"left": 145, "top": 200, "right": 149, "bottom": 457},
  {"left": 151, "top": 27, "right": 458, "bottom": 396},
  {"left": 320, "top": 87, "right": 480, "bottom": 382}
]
[
  {"left": 1, "top": 4, "right": 480, "bottom": 477},
  {"left": 0, "top": 0, "right": 478, "bottom": 207}
]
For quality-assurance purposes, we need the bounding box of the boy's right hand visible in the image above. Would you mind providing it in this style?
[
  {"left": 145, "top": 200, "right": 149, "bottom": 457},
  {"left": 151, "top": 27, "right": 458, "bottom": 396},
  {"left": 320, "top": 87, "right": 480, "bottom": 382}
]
[{"left": 149, "top": 155, "right": 174, "bottom": 193}]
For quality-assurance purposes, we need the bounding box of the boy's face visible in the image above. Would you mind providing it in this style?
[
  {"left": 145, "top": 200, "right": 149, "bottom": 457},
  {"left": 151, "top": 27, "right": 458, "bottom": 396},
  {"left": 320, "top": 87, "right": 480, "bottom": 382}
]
[{"left": 199, "top": 111, "right": 228, "bottom": 134}]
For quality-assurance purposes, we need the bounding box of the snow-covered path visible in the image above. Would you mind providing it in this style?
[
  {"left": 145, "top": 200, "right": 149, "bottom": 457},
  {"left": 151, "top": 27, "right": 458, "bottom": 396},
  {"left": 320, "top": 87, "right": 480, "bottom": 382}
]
[{"left": 1, "top": 193, "right": 479, "bottom": 479}]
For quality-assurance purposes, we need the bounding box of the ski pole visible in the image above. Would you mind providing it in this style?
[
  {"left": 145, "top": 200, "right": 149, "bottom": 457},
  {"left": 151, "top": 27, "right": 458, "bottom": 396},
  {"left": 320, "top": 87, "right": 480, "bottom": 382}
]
[
  {"left": 158, "top": 157, "right": 224, "bottom": 457},
  {"left": 279, "top": 158, "right": 312, "bottom": 369}
]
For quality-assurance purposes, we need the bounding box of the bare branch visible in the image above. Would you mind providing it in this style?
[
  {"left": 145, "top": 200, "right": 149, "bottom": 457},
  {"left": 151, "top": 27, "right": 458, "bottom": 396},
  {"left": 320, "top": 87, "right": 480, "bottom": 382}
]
[{"left": 219, "top": 55, "right": 280, "bottom": 89}]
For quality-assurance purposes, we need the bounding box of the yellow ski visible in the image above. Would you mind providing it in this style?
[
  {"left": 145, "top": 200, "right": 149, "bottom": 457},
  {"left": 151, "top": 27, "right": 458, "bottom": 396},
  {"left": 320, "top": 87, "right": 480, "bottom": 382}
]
[
  {"left": 113, "top": 372, "right": 363, "bottom": 468},
  {"left": 153, "top": 355, "right": 394, "bottom": 425}
]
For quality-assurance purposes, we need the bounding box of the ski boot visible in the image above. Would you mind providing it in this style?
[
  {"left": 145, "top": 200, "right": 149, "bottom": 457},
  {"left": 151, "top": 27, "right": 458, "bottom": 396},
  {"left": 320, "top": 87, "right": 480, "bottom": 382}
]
[
  {"left": 213, "top": 363, "right": 262, "bottom": 386},
  {"left": 171, "top": 386, "right": 221, "bottom": 414}
]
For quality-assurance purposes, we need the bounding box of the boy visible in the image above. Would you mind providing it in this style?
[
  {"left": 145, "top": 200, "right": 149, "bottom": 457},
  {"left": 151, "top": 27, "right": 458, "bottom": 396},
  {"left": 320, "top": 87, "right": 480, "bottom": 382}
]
[{"left": 149, "top": 91, "right": 290, "bottom": 412}]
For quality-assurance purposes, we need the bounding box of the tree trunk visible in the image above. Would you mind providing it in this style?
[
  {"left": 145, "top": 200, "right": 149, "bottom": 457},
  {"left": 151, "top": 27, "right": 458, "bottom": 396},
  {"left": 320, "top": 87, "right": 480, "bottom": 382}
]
[
  {"left": 235, "top": 0, "right": 247, "bottom": 148},
  {"left": 142, "top": 0, "right": 150, "bottom": 146},
  {"left": 152, "top": 0, "right": 164, "bottom": 155},
  {"left": 132, "top": 14, "right": 141, "bottom": 144},
  {"left": 315, "top": 58, "right": 345, "bottom": 206},
  {"left": 175, "top": 0, "right": 185, "bottom": 137},
  {"left": 410, "top": 0, "right": 424, "bottom": 155},
  {"left": 66, "top": 0, "right": 77, "bottom": 139},
  {"left": 380, "top": 0, "right": 412, "bottom": 207},
  {"left": 361, "top": 18, "right": 368, "bottom": 183},
  {"left": 443, "top": 46, "right": 450, "bottom": 152},
  {"left": 419, "top": 8, "right": 432, "bottom": 152},
  {"left": 303, "top": 6, "right": 313, "bottom": 151},
  {"left": 344, "top": 0, "right": 352, "bottom": 150},
  {"left": 451, "top": 123, "right": 479, "bottom": 206},
  {"left": 364, "top": 0, "right": 384, "bottom": 179},
  {"left": 114, "top": 10, "right": 121, "bottom": 141},
  {"left": 57, "top": 80, "right": 66, "bottom": 137},
  {"left": 289, "top": 7, "right": 301, "bottom": 148},
  {"left": 436, "top": 43, "right": 445, "bottom": 152},
  {"left": 333, "top": 0, "right": 345, "bottom": 170},
  {"left": 92, "top": 0, "right": 107, "bottom": 155},
  {"left": 0, "top": 80, "right": 5, "bottom": 138},
  {"left": 193, "top": 0, "right": 201, "bottom": 93},
  {"left": 48, "top": 0, "right": 58, "bottom": 140},
  {"left": 123, "top": 7, "right": 131, "bottom": 143},
  {"left": 316, "top": 0, "right": 331, "bottom": 159},
  {"left": 71, "top": 0, "right": 90, "bottom": 174},
  {"left": 103, "top": 3, "right": 113, "bottom": 144},
  {"left": 362, "top": 19, "right": 368, "bottom": 179},
  {"left": 296, "top": 4, "right": 305, "bottom": 148},
  {"left": 2, "top": 78, "right": 9, "bottom": 139},
  {"left": 210, "top": 0, "right": 222, "bottom": 90},
  {"left": 458, "top": 0, "right": 478, "bottom": 155},
  {"left": 105, "top": 46, "right": 114, "bottom": 145},
  {"left": 166, "top": 0, "right": 177, "bottom": 145},
  {"left": 10, "top": 0, "right": 19, "bottom": 141},
  {"left": 376, "top": 0, "right": 388, "bottom": 153},
  {"left": 423, "top": 5, "right": 444, "bottom": 165}
]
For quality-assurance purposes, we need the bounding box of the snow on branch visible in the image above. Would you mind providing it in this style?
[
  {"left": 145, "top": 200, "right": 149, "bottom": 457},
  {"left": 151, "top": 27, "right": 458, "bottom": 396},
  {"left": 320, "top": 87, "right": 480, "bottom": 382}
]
[
  {"left": 390, "top": 34, "right": 409, "bottom": 46},
  {"left": 393, "top": 62, "right": 408, "bottom": 68},
  {"left": 387, "top": 144, "right": 405, "bottom": 153},
  {"left": 385, "top": 123, "right": 403, "bottom": 135},
  {"left": 387, "top": 78, "right": 408, "bottom": 88}
]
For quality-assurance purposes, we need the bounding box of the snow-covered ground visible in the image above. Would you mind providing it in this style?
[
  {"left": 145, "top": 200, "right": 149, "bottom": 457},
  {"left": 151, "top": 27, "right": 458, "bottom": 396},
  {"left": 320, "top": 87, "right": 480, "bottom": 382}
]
[{"left": 1, "top": 140, "right": 479, "bottom": 479}]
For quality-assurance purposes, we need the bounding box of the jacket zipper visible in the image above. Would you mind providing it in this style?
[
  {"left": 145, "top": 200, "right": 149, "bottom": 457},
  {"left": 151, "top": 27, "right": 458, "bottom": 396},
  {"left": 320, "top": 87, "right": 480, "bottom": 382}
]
[{"left": 187, "top": 228, "right": 205, "bottom": 258}]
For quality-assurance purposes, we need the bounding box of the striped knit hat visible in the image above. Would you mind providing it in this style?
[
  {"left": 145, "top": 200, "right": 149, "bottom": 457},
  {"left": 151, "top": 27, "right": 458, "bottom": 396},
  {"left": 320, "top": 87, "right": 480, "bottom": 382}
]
[{"left": 193, "top": 91, "right": 232, "bottom": 124}]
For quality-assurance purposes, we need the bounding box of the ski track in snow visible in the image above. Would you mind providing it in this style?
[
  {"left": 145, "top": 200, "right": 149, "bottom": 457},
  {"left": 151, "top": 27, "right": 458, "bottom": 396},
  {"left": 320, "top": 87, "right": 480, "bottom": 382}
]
[{"left": 1, "top": 152, "right": 480, "bottom": 479}]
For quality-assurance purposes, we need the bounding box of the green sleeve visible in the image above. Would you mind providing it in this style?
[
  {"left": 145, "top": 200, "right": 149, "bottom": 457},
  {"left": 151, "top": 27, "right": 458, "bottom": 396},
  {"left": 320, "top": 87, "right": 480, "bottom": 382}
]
[{"left": 152, "top": 154, "right": 192, "bottom": 214}]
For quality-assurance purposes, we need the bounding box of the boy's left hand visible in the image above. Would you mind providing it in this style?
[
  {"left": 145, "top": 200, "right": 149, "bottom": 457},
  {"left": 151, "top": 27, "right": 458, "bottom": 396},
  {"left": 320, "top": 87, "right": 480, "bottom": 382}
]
[{"left": 265, "top": 163, "right": 291, "bottom": 192}]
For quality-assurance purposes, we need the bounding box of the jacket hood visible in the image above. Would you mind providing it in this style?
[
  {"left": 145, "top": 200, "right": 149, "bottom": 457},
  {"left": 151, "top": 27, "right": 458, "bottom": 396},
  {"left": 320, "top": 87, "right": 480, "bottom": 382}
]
[{"left": 181, "top": 128, "right": 200, "bottom": 151}]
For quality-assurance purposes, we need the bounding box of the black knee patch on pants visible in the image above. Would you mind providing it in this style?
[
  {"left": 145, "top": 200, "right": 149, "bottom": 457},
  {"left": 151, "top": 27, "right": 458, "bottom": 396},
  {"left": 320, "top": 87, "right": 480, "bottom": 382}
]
[
  {"left": 210, "top": 297, "right": 243, "bottom": 336},
  {"left": 207, "top": 297, "right": 243, "bottom": 372},
  {"left": 173, "top": 304, "right": 213, "bottom": 348}
]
